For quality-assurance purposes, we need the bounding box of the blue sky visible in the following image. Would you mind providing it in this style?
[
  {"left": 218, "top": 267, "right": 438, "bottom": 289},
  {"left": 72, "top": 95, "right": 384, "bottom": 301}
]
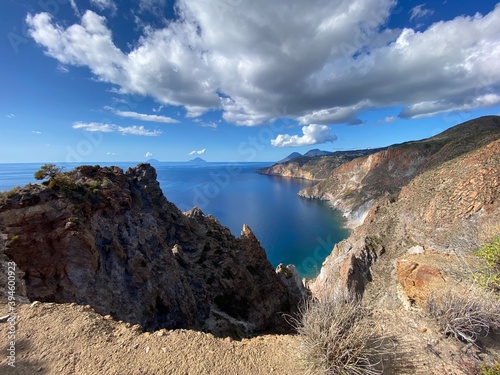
[{"left": 1, "top": 0, "right": 499, "bottom": 163}]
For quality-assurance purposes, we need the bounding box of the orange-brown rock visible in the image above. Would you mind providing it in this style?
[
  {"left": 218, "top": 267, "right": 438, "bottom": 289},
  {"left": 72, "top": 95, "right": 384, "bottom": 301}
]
[{"left": 396, "top": 257, "right": 446, "bottom": 306}]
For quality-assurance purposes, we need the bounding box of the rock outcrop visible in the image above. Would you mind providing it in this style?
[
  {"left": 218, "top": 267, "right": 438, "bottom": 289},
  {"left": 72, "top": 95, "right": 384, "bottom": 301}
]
[{"left": 0, "top": 164, "right": 302, "bottom": 337}]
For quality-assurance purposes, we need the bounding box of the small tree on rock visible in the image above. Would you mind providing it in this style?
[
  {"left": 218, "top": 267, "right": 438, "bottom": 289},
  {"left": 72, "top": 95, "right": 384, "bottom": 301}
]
[{"left": 34, "top": 164, "right": 64, "bottom": 181}]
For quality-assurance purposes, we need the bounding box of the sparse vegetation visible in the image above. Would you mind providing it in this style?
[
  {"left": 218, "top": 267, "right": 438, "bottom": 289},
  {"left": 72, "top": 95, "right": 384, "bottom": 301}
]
[
  {"left": 425, "top": 286, "right": 500, "bottom": 345},
  {"left": 481, "top": 362, "right": 500, "bottom": 375},
  {"left": 473, "top": 235, "right": 500, "bottom": 292},
  {"left": 295, "top": 287, "right": 382, "bottom": 375},
  {"left": 0, "top": 186, "right": 21, "bottom": 203}
]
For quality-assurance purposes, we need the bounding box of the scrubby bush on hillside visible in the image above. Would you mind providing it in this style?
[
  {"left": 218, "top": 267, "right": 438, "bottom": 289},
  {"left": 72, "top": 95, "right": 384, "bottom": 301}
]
[
  {"left": 425, "top": 286, "right": 500, "bottom": 345},
  {"left": 473, "top": 235, "right": 500, "bottom": 292},
  {"left": 295, "top": 287, "right": 382, "bottom": 375}
]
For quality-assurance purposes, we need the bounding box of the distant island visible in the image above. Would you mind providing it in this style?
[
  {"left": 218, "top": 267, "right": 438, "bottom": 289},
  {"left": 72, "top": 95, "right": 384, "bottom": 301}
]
[{"left": 188, "top": 157, "right": 207, "bottom": 164}]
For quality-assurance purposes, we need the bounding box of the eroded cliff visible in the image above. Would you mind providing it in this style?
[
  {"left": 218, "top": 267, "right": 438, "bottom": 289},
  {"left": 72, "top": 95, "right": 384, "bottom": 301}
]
[
  {"left": 308, "top": 116, "right": 500, "bottom": 303},
  {"left": 0, "top": 164, "right": 304, "bottom": 337}
]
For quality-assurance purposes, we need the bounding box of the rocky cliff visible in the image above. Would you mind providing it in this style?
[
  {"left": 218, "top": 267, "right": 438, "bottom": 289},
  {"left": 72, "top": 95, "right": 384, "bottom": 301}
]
[
  {"left": 307, "top": 116, "right": 500, "bottom": 304},
  {"left": 300, "top": 116, "right": 500, "bottom": 228},
  {"left": 0, "top": 164, "right": 305, "bottom": 337},
  {"left": 257, "top": 148, "right": 384, "bottom": 181}
]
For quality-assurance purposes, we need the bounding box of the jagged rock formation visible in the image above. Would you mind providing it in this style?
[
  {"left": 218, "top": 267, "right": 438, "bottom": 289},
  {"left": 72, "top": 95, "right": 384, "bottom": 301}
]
[
  {"left": 308, "top": 116, "right": 500, "bottom": 305},
  {"left": 0, "top": 164, "right": 302, "bottom": 337},
  {"left": 257, "top": 148, "right": 384, "bottom": 181}
]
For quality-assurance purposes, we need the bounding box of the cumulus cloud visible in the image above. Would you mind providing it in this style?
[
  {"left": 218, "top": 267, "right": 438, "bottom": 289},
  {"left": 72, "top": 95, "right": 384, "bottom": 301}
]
[
  {"left": 410, "top": 4, "right": 434, "bottom": 21},
  {"left": 188, "top": 148, "right": 206, "bottom": 155},
  {"left": 73, "top": 122, "right": 161, "bottom": 136},
  {"left": 26, "top": 2, "right": 500, "bottom": 125},
  {"left": 145, "top": 151, "right": 153, "bottom": 158},
  {"left": 108, "top": 108, "right": 179, "bottom": 123},
  {"left": 271, "top": 124, "right": 337, "bottom": 147}
]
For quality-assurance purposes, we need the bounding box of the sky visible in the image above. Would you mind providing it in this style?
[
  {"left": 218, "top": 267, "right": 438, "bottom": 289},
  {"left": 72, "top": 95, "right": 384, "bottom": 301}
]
[{"left": 1, "top": 0, "right": 499, "bottom": 163}]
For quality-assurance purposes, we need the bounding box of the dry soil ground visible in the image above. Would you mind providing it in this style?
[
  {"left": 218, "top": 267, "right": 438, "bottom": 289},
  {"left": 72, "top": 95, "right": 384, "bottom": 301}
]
[{"left": 0, "top": 301, "right": 304, "bottom": 375}]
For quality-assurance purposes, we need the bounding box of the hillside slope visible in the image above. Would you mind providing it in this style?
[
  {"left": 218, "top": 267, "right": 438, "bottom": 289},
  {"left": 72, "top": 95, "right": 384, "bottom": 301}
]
[
  {"left": 300, "top": 116, "right": 500, "bottom": 227},
  {"left": 305, "top": 116, "right": 500, "bottom": 373}
]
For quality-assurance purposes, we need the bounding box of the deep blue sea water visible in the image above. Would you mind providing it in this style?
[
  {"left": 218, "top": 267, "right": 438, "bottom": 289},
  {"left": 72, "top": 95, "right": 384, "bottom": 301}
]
[{"left": 0, "top": 162, "right": 348, "bottom": 278}]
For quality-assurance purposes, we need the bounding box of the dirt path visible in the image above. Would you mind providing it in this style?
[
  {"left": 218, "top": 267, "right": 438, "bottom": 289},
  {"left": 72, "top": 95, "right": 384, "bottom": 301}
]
[{"left": 0, "top": 302, "right": 304, "bottom": 375}]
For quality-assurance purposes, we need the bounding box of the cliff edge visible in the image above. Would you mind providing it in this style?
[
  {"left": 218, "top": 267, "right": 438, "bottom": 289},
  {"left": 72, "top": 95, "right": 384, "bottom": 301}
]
[{"left": 0, "top": 164, "right": 304, "bottom": 337}]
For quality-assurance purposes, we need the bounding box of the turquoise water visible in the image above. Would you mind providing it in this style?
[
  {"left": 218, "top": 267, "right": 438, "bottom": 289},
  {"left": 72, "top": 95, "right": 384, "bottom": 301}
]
[{"left": 0, "top": 162, "right": 348, "bottom": 278}]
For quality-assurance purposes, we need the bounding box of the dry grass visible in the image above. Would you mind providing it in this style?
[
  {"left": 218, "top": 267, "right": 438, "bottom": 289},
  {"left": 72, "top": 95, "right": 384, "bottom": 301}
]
[
  {"left": 294, "top": 287, "right": 382, "bottom": 375},
  {"left": 425, "top": 286, "right": 500, "bottom": 345}
]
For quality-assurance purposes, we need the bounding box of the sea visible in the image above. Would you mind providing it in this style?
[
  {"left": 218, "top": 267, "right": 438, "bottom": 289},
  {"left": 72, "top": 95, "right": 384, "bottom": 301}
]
[{"left": 0, "top": 162, "right": 349, "bottom": 279}]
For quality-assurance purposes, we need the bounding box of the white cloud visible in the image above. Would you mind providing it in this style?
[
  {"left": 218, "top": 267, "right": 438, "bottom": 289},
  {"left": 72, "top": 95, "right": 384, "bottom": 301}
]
[
  {"left": 199, "top": 121, "right": 218, "bottom": 129},
  {"left": 69, "top": 0, "right": 81, "bottom": 17},
  {"left": 57, "top": 64, "right": 69, "bottom": 74},
  {"left": 26, "top": 2, "right": 500, "bottom": 125},
  {"left": 145, "top": 151, "right": 153, "bottom": 158},
  {"left": 380, "top": 116, "right": 396, "bottom": 123},
  {"left": 109, "top": 108, "right": 179, "bottom": 123},
  {"left": 90, "top": 0, "right": 117, "bottom": 14},
  {"left": 410, "top": 4, "right": 434, "bottom": 21},
  {"left": 271, "top": 124, "right": 337, "bottom": 148},
  {"left": 138, "top": 0, "right": 166, "bottom": 13},
  {"left": 107, "top": 152, "right": 118, "bottom": 155},
  {"left": 400, "top": 94, "right": 500, "bottom": 119},
  {"left": 188, "top": 148, "right": 206, "bottom": 156},
  {"left": 152, "top": 105, "right": 164, "bottom": 113},
  {"left": 116, "top": 125, "right": 161, "bottom": 136},
  {"left": 6, "top": 114, "right": 15, "bottom": 118},
  {"left": 73, "top": 122, "right": 115, "bottom": 132},
  {"left": 32, "top": 131, "right": 42, "bottom": 134},
  {"left": 72, "top": 121, "right": 161, "bottom": 136}
]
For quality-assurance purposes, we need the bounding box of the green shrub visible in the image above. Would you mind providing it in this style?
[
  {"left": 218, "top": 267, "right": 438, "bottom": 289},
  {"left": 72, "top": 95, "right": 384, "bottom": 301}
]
[
  {"left": 295, "top": 287, "right": 382, "bottom": 374},
  {"left": 101, "top": 177, "right": 113, "bottom": 189},
  {"left": 425, "top": 286, "right": 500, "bottom": 345},
  {"left": 87, "top": 179, "right": 100, "bottom": 191},
  {"left": 48, "top": 174, "right": 76, "bottom": 191},
  {"left": 481, "top": 363, "right": 500, "bottom": 375},
  {"left": 68, "top": 216, "right": 79, "bottom": 224},
  {"left": 473, "top": 235, "right": 500, "bottom": 292}
]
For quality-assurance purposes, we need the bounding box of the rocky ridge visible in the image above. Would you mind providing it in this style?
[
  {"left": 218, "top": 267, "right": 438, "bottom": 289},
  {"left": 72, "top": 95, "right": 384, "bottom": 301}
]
[
  {"left": 257, "top": 148, "right": 385, "bottom": 181},
  {"left": 0, "top": 164, "right": 305, "bottom": 337},
  {"left": 299, "top": 116, "right": 500, "bottom": 228}
]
